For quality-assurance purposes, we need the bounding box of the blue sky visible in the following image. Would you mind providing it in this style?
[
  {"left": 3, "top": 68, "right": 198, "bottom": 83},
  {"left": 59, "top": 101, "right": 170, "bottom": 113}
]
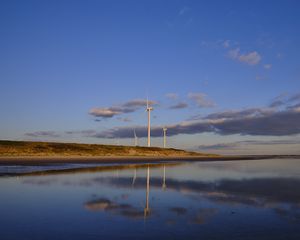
[{"left": 1, "top": 0, "right": 300, "bottom": 154}]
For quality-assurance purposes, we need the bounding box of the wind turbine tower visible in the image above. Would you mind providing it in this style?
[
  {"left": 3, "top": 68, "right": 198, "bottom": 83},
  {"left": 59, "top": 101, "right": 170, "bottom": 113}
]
[
  {"left": 133, "top": 129, "right": 138, "bottom": 146},
  {"left": 162, "top": 165, "right": 167, "bottom": 190},
  {"left": 146, "top": 99, "right": 153, "bottom": 147},
  {"left": 144, "top": 166, "right": 150, "bottom": 218},
  {"left": 163, "top": 127, "right": 167, "bottom": 148}
]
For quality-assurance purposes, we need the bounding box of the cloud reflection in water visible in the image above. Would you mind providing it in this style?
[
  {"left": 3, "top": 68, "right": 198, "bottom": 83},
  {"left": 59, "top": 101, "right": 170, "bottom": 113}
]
[
  {"left": 20, "top": 161, "right": 300, "bottom": 228},
  {"left": 85, "top": 197, "right": 145, "bottom": 219}
]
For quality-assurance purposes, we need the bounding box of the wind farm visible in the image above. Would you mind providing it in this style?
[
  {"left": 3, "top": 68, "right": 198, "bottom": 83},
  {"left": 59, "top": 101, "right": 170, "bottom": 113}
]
[
  {"left": 1, "top": 98, "right": 299, "bottom": 161},
  {"left": 0, "top": 98, "right": 204, "bottom": 159},
  {"left": 1, "top": 1, "right": 300, "bottom": 239}
]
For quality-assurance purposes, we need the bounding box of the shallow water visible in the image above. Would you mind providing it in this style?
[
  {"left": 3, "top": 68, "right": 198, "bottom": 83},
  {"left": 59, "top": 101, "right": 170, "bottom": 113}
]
[{"left": 1, "top": 159, "right": 300, "bottom": 240}]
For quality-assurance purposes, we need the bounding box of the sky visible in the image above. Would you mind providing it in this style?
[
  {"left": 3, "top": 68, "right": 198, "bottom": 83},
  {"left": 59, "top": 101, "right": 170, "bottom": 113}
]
[{"left": 1, "top": 0, "right": 300, "bottom": 154}]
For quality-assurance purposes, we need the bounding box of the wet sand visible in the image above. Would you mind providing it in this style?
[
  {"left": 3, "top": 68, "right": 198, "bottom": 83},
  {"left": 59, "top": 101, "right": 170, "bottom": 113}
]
[{"left": 1, "top": 155, "right": 299, "bottom": 165}]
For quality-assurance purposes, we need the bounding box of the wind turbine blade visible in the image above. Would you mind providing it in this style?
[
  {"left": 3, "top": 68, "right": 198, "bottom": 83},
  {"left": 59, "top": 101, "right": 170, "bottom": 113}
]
[{"left": 146, "top": 97, "right": 149, "bottom": 109}]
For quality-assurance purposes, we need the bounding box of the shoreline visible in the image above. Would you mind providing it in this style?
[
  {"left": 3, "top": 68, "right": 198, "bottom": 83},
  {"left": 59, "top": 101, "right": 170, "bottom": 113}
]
[{"left": 0, "top": 155, "right": 299, "bottom": 165}]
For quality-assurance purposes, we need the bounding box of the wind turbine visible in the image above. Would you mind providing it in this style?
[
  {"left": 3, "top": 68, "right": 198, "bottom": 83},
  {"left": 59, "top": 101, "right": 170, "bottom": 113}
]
[
  {"left": 146, "top": 98, "right": 153, "bottom": 147},
  {"left": 133, "top": 129, "right": 138, "bottom": 146},
  {"left": 162, "top": 127, "right": 167, "bottom": 148}
]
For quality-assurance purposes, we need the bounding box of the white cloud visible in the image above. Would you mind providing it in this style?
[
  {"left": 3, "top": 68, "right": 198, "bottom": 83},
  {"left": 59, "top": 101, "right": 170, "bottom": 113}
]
[
  {"left": 188, "top": 93, "right": 215, "bottom": 108},
  {"left": 228, "top": 48, "right": 240, "bottom": 59},
  {"left": 223, "top": 40, "right": 230, "bottom": 48},
  {"left": 264, "top": 64, "right": 272, "bottom": 70},
  {"left": 238, "top": 51, "right": 261, "bottom": 65},
  {"left": 228, "top": 48, "right": 261, "bottom": 65},
  {"left": 89, "top": 99, "right": 158, "bottom": 118},
  {"left": 89, "top": 108, "right": 121, "bottom": 118}
]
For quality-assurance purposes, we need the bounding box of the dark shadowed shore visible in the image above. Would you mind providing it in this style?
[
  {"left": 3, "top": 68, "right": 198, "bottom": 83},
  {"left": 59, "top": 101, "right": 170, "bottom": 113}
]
[{"left": 0, "top": 155, "right": 300, "bottom": 166}]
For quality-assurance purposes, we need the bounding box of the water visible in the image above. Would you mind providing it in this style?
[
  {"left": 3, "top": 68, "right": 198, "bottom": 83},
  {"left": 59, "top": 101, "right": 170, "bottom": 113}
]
[{"left": 1, "top": 159, "right": 300, "bottom": 239}]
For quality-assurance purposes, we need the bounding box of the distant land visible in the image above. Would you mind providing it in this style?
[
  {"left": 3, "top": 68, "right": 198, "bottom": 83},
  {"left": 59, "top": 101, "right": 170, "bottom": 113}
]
[
  {"left": 1, "top": 140, "right": 300, "bottom": 166},
  {"left": 0, "top": 140, "right": 216, "bottom": 158}
]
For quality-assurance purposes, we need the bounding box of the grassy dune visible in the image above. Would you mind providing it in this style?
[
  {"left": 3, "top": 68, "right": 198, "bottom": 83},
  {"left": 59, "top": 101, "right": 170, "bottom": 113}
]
[{"left": 0, "top": 140, "right": 216, "bottom": 157}]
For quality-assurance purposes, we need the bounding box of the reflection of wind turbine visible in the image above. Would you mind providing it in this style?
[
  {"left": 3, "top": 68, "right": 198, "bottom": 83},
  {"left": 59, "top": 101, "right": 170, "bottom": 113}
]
[
  {"left": 146, "top": 98, "right": 153, "bottom": 147},
  {"left": 162, "top": 165, "right": 167, "bottom": 190},
  {"left": 132, "top": 168, "right": 137, "bottom": 186},
  {"left": 133, "top": 129, "right": 138, "bottom": 146},
  {"left": 163, "top": 127, "right": 167, "bottom": 148},
  {"left": 144, "top": 166, "right": 150, "bottom": 218}
]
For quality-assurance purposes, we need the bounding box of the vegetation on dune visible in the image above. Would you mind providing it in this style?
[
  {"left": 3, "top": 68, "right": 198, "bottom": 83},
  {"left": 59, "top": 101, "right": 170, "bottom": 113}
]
[{"left": 0, "top": 140, "right": 217, "bottom": 157}]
